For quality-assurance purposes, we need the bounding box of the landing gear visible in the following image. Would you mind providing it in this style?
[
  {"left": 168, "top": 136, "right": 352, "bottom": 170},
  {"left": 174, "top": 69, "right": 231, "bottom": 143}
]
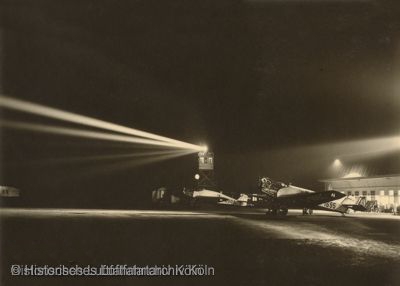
[
  {"left": 190, "top": 198, "right": 198, "bottom": 207},
  {"left": 302, "top": 208, "right": 313, "bottom": 215},
  {"left": 265, "top": 209, "right": 276, "bottom": 216},
  {"left": 278, "top": 208, "right": 288, "bottom": 216},
  {"left": 266, "top": 208, "right": 288, "bottom": 216}
]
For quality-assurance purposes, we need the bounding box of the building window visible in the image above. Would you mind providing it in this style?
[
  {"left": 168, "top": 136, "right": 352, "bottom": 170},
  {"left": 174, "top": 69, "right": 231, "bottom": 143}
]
[
  {"left": 389, "top": 190, "right": 394, "bottom": 196},
  {"left": 380, "top": 190, "right": 385, "bottom": 196},
  {"left": 371, "top": 191, "right": 375, "bottom": 200},
  {"left": 355, "top": 191, "right": 359, "bottom": 196},
  {"left": 347, "top": 191, "right": 352, "bottom": 196},
  {"left": 362, "top": 191, "right": 367, "bottom": 196}
]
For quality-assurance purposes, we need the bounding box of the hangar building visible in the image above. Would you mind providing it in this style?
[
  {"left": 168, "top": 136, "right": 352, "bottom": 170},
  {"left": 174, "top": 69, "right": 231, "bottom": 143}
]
[{"left": 320, "top": 174, "right": 400, "bottom": 210}]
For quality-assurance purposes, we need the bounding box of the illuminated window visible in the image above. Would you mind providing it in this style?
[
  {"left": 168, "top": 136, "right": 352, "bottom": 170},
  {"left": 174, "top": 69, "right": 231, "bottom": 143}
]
[
  {"left": 380, "top": 190, "right": 385, "bottom": 196},
  {"left": 389, "top": 190, "right": 394, "bottom": 196}
]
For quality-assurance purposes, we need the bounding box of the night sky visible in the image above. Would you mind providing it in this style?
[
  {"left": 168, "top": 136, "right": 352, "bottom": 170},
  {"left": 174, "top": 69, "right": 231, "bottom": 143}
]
[{"left": 1, "top": 0, "right": 400, "bottom": 207}]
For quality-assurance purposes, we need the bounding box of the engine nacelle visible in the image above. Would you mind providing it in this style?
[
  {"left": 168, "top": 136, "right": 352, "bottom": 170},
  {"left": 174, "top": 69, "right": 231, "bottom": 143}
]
[{"left": 259, "top": 177, "right": 287, "bottom": 198}]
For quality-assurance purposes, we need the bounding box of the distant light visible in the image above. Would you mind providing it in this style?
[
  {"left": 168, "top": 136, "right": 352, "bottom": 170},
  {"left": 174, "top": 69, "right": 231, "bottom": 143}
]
[
  {"left": 201, "top": 145, "right": 208, "bottom": 152},
  {"left": 333, "top": 159, "right": 342, "bottom": 167},
  {"left": 194, "top": 174, "right": 200, "bottom": 180}
]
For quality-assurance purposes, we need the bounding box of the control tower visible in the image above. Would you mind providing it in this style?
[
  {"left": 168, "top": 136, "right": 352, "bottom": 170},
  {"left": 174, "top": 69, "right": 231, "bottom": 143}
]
[{"left": 197, "top": 151, "right": 216, "bottom": 190}]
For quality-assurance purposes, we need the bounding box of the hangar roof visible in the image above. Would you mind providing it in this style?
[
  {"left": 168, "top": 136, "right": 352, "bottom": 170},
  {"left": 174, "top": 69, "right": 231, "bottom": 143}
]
[{"left": 320, "top": 175, "right": 400, "bottom": 189}]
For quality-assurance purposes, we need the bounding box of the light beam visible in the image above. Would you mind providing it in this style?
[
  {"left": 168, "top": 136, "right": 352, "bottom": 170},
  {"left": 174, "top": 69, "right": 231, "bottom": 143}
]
[
  {"left": 0, "top": 95, "right": 205, "bottom": 151},
  {"left": 79, "top": 149, "right": 194, "bottom": 176},
  {"left": 28, "top": 150, "right": 186, "bottom": 166},
  {"left": 0, "top": 120, "right": 182, "bottom": 148}
]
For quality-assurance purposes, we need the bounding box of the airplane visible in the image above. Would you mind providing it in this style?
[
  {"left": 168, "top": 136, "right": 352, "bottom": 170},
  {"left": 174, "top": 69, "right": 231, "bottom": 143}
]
[
  {"left": 152, "top": 178, "right": 366, "bottom": 216},
  {"left": 254, "top": 177, "right": 367, "bottom": 216},
  {"left": 181, "top": 180, "right": 345, "bottom": 216}
]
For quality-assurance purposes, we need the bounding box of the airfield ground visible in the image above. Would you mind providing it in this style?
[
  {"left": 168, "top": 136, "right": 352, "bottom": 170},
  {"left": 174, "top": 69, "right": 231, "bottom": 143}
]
[{"left": 1, "top": 208, "right": 399, "bottom": 286}]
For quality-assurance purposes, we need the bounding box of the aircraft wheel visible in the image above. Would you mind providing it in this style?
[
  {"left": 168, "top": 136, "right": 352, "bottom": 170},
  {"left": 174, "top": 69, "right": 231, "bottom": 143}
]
[
  {"left": 265, "top": 209, "right": 278, "bottom": 216},
  {"left": 279, "top": 208, "right": 288, "bottom": 216},
  {"left": 302, "top": 208, "right": 308, "bottom": 215}
]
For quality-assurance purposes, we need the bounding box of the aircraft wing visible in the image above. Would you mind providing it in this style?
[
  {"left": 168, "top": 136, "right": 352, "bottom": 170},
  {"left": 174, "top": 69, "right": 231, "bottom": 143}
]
[
  {"left": 193, "top": 189, "right": 232, "bottom": 199},
  {"left": 277, "top": 190, "right": 346, "bottom": 208}
]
